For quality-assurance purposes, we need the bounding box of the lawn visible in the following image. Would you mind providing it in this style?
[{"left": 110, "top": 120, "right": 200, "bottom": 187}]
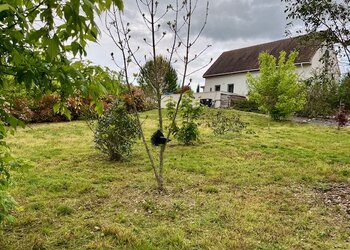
[{"left": 1, "top": 110, "right": 350, "bottom": 249}]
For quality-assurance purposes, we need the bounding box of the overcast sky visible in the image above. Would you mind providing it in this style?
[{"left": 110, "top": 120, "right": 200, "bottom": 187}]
[{"left": 84, "top": 0, "right": 290, "bottom": 88}]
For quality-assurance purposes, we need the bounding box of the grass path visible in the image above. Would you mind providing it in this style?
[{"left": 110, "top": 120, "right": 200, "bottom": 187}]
[{"left": 1, "top": 110, "right": 350, "bottom": 249}]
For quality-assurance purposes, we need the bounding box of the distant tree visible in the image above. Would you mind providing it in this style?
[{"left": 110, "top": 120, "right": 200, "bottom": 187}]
[
  {"left": 138, "top": 56, "right": 178, "bottom": 96},
  {"left": 196, "top": 84, "right": 200, "bottom": 93},
  {"left": 247, "top": 51, "right": 306, "bottom": 122},
  {"left": 283, "top": 0, "right": 350, "bottom": 66}
]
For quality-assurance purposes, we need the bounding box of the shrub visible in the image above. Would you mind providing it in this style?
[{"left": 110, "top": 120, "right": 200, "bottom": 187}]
[
  {"left": 122, "top": 86, "right": 155, "bottom": 112},
  {"left": 206, "top": 111, "right": 247, "bottom": 135},
  {"left": 298, "top": 73, "right": 340, "bottom": 118},
  {"left": 175, "top": 85, "right": 191, "bottom": 94},
  {"left": 166, "top": 92, "right": 203, "bottom": 145},
  {"left": 94, "top": 101, "right": 140, "bottom": 161},
  {"left": 6, "top": 97, "right": 33, "bottom": 122},
  {"left": 31, "top": 94, "right": 65, "bottom": 123},
  {"left": 339, "top": 74, "right": 350, "bottom": 111},
  {"left": 337, "top": 103, "right": 348, "bottom": 128},
  {"left": 230, "top": 98, "right": 260, "bottom": 113}
]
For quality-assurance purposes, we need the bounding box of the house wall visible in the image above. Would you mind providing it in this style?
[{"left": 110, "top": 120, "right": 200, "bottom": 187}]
[
  {"left": 161, "top": 92, "right": 222, "bottom": 109},
  {"left": 204, "top": 72, "right": 259, "bottom": 96},
  {"left": 203, "top": 47, "right": 339, "bottom": 97}
]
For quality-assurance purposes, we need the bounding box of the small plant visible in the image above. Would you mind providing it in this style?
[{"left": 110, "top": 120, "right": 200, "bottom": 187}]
[
  {"left": 94, "top": 101, "right": 140, "bottom": 161},
  {"left": 207, "top": 111, "right": 247, "bottom": 135},
  {"left": 337, "top": 103, "right": 348, "bottom": 129},
  {"left": 166, "top": 92, "right": 203, "bottom": 145},
  {"left": 56, "top": 205, "right": 74, "bottom": 216}
]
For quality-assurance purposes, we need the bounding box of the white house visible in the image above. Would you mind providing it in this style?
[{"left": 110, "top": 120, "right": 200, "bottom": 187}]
[{"left": 162, "top": 35, "right": 339, "bottom": 108}]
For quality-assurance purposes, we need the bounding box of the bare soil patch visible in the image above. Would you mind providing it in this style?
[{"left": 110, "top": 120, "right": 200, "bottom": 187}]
[{"left": 318, "top": 184, "right": 350, "bottom": 217}]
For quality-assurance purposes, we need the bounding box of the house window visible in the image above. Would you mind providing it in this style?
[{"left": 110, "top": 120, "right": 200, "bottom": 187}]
[
  {"left": 215, "top": 85, "right": 221, "bottom": 91},
  {"left": 227, "top": 84, "right": 234, "bottom": 93},
  {"left": 210, "top": 87, "right": 212, "bottom": 92}
]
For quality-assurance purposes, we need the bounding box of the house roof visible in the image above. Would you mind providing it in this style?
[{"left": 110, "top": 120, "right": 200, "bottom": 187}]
[{"left": 203, "top": 35, "right": 320, "bottom": 78}]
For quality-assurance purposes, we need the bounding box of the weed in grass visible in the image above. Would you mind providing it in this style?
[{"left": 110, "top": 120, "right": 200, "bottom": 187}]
[
  {"left": 101, "top": 224, "right": 138, "bottom": 246},
  {"left": 29, "top": 202, "right": 44, "bottom": 211},
  {"left": 142, "top": 199, "right": 157, "bottom": 214},
  {"left": 203, "top": 186, "right": 219, "bottom": 194},
  {"left": 56, "top": 205, "right": 74, "bottom": 216}
]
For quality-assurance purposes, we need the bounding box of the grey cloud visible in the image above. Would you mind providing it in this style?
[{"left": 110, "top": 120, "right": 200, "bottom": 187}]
[
  {"left": 85, "top": 0, "right": 291, "bottom": 86},
  {"left": 199, "top": 0, "right": 287, "bottom": 41}
]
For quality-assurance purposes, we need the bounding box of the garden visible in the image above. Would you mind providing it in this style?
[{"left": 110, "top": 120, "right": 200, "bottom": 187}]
[
  {"left": 1, "top": 109, "right": 350, "bottom": 249},
  {"left": 1, "top": 0, "right": 350, "bottom": 249}
]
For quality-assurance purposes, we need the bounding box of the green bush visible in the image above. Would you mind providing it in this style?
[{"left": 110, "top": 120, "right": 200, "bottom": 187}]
[
  {"left": 339, "top": 74, "right": 350, "bottom": 111},
  {"left": 247, "top": 51, "right": 306, "bottom": 121},
  {"left": 230, "top": 99, "right": 260, "bottom": 113},
  {"left": 166, "top": 92, "right": 203, "bottom": 145},
  {"left": 175, "top": 121, "right": 200, "bottom": 145},
  {"left": 94, "top": 101, "right": 140, "bottom": 161},
  {"left": 206, "top": 111, "right": 247, "bottom": 135},
  {"left": 298, "top": 74, "right": 340, "bottom": 118}
]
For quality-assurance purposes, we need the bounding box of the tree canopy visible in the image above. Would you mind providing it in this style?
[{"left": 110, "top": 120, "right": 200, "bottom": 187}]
[
  {"left": 138, "top": 56, "right": 178, "bottom": 96},
  {"left": 0, "top": 0, "right": 123, "bottom": 224},
  {"left": 247, "top": 51, "right": 306, "bottom": 121},
  {"left": 283, "top": 0, "right": 350, "bottom": 66}
]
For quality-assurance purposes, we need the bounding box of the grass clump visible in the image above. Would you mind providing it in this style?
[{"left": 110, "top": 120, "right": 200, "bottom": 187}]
[{"left": 56, "top": 205, "right": 74, "bottom": 216}]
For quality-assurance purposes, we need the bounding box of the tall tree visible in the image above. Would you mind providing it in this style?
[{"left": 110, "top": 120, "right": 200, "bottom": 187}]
[
  {"left": 247, "top": 51, "right": 306, "bottom": 122},
  {"left": 138, "top": 56, "right": 178, "bottom": 96},
  {"left": 283, "top": 0, "right": 350, "bottom": 66}
]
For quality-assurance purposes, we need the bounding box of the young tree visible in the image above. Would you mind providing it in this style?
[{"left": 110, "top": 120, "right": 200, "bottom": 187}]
[
  {"left": 138, "top": 56, "right": 178, "bottom": 96},
  {"left": 105, "top": 0, "right": 211, "bottom": 191},
  {"left": 247, "top": 51, "right": 306, "bottom": 122},
  {"left": 166, "top": 92, "right": 203, "bottom": 145}
]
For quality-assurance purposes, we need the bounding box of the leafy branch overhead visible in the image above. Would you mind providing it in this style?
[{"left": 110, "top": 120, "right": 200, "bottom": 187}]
[
  {"left": 0, "top": 0, "right": 124, "bottom": 224},
  {"left": 283, "top": 0, "right": 350, "bottom": 65}
]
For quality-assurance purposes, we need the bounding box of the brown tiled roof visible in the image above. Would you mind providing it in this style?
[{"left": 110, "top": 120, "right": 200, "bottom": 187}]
[{"left": 203, "top": 35, "right": 320, "bottom": 78}]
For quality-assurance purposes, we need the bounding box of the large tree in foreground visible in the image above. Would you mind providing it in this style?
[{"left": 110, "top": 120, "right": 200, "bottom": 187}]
[
  {"left": 247, "top": 51, "right": 306, "bottom": 122},
  {"left": 0, "top": 0, "right": 123, "bottom": 224}
]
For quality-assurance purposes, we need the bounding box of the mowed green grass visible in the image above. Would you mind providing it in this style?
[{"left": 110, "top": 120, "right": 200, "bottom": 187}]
[{"left": 1, "top": 109, "right": 350, "bottom": 249}]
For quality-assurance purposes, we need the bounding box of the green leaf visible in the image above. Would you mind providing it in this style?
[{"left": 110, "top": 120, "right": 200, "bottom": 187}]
[
  {"left": 113, "top": 0, "right": 124, "bottom": 10},
  {"left": 28, "top": 28, "right": 47, "bottom": 42},
  {"left": 47, "top": 36, "right": 60, "bottom": 59},
  {"left": 0, "top": 4, "right": 12, "bottom": 12},
  {"left": 53, "top": 103, "right": 60, "bottom": 114}
]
